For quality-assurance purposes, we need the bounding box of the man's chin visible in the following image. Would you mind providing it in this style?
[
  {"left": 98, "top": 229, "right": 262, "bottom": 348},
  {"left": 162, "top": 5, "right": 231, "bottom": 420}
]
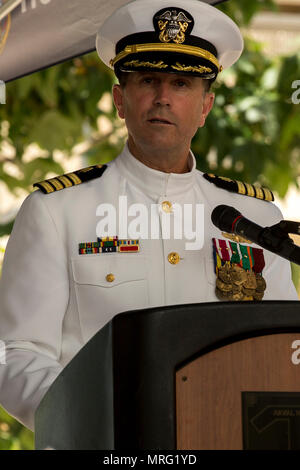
[
  {"left": 143, "top": 140, "right": 177, "bottom": 153},
  {"left": 142, "top": 133, "right": 177, "bottom": 148},
  {"left": 128, "top": 133, "right": 186, "bottom": 155}
]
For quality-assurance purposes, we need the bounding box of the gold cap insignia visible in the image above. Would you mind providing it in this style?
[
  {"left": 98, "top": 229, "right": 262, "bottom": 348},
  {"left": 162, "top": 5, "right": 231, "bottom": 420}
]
[{"left": 154, "top": 8, "right": 194, "bottom": 45}]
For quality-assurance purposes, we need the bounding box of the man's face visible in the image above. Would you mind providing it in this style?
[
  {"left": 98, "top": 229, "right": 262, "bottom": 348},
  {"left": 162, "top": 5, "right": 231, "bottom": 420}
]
[{"left": 113, "top": 71, "right": 215, "bottom": 157}]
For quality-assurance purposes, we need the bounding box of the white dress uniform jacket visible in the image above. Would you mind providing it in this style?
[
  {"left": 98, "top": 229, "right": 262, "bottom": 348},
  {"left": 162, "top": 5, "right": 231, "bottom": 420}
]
[{"left": 0, "top": 144, "right": 298, "bottom": 431}]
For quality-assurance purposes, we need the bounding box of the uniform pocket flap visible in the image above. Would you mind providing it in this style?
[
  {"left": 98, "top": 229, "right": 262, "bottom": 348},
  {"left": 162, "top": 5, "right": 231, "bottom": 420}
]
[{"left": 71, "top": 255, "right": 147, "bottom": 287}]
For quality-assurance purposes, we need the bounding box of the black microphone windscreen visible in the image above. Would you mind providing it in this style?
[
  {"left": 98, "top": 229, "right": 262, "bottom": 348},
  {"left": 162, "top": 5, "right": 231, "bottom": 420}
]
[{"left": 211, "top": 205, "right": 241, "bottom": 232}]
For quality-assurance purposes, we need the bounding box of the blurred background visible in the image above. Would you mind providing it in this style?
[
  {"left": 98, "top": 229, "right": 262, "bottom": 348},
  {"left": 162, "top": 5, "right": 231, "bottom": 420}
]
[{"left": 0, "top": 0, "right": 299, "bottom": 450}]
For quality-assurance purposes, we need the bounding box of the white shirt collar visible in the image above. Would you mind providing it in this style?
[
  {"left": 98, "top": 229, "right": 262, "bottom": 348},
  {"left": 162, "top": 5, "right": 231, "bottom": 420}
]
[{"left": 114, "top": 142, "right": 197, "bottom": 199}]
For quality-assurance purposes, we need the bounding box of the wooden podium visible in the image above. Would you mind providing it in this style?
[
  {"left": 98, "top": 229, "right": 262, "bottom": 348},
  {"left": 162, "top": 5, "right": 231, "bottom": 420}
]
[{"left": 35, "top": 301, "right": 300, "bottom": 450}]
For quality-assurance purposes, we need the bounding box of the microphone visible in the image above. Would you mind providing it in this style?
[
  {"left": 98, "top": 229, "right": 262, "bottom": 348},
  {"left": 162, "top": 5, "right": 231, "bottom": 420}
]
[{"left": 211, "top": 205, "right": 300, "bottom": 265}]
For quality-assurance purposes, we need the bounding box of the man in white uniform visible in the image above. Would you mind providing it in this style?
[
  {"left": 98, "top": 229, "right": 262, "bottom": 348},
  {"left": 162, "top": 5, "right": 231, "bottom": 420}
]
[{"left": 0, "top": 0, "right": 298, "bottom": 432}]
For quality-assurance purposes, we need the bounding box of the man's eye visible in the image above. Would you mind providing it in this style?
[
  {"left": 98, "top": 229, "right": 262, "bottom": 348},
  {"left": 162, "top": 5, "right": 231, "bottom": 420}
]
[
  {"left": 142, "top": 77, "right": 153, "bottom": 84},
  {"left": 176, "top": 81, "right": 187, "bottom": 87}
]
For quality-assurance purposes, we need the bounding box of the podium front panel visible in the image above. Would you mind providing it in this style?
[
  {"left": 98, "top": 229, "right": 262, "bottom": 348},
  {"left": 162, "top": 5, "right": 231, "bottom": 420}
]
[
  {"left": 176, "top": 333, "right": 300, "bottom": 450},
  {"left": 35, "top": 301, "right": 300, "bottom": 450}
]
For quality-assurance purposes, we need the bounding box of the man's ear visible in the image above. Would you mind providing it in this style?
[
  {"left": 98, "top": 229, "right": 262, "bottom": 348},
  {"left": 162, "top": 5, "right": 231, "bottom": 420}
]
[
  {"left": 112, "top": 84, "right": 125, "bottom": 119},
  {"left": 199, "top": 92, "right": 215, "bottom": 128}
]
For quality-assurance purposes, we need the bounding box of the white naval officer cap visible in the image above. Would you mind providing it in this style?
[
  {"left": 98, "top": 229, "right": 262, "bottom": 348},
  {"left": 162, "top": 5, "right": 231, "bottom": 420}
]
[{"left": 96, "top": 0, "right": 244, "bottom": 82}]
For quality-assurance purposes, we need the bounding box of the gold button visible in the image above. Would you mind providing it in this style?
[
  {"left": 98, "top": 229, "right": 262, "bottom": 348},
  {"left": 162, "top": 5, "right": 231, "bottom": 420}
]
[
  {"left": 168, "top": 252, "right": 180, "bottom": 265},
  {"left": 106, "top": 273, "right": 115, "bottom": 283},
  {"left": 162, "top": 201, "right": 172, "bottom": 213}
]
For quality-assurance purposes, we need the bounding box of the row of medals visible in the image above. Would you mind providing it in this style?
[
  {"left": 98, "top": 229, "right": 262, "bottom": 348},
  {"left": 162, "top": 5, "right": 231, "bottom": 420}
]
[{"left": 216, "top": 264, "right": 267, "bottom": 301}]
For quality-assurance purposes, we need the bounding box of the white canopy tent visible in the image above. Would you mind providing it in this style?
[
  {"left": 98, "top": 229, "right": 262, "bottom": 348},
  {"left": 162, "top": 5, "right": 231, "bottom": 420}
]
[{"left": 0, "top": 0, "right": 227, "bottom": 82}]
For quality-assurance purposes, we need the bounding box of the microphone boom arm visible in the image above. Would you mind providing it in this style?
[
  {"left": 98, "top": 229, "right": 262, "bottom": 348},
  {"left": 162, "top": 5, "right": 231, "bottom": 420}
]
[{"left": 270, "top": 220, "right": 300, "bottom": 237}]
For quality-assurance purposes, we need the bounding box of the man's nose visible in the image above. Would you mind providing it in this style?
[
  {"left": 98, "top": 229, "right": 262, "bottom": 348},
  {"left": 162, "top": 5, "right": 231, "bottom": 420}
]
[{"left": 153, "top": 82, "right": 171, "bottom": 106}]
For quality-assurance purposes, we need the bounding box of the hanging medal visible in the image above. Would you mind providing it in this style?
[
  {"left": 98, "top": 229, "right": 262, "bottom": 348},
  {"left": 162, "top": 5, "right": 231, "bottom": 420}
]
[{"left": 212, "top": 238, "right": 267, "bottom": 302}]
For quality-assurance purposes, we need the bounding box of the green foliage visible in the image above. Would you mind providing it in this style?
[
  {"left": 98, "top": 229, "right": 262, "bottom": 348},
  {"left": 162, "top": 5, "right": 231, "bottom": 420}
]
[
  {"left": 219, "top": 0, "right": 278, "bottom": 26},
  {"left": 292, "top": 263, "right": 300, "bottom": 294},
  {"left": 0, "top": 222, "right": 13, "bottom": 238},
  {"left": 0, "top": 406, "right": 34, "bottom": 450},
  {"left": 192, "top": 40, "right": 300, "bottom": 197},
  {"left": 0, "top": 0, "right": 299, "bottom": 450},
  {"left": 0, "top": 55, "right": 117, "bottom": 202}
]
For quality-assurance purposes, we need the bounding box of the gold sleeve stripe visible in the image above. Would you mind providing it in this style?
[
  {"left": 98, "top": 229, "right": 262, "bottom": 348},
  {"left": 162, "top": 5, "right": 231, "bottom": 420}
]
[
  {"left": 236, "top": 180, "right": 246, "bottom": 195},
  {"left": 58, "top": 175, "right": 73, "bottom": 188},
  {"left": 263, "top": 188, "right": 274, "bottom": 202},
  {"left": 254, "top": 186, "right": 264, "bottom": 200},
  {"left": 40, "top": 181, "right": 55, "bottom": 193},
  {"left": 48, "top": 178, "right": 64, "bottom": 191},
  {"left": 245, "top": 183, "right": 255, "bottom": 198},
  {"left": 261, "top": 187, "right": 266, "bottom": 201},
  {"left": 67, "top": 173, "right": 82, "bottom": 185}
]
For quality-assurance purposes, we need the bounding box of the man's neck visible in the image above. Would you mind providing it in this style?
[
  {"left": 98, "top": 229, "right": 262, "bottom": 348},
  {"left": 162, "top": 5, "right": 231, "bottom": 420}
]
[{"left": 127, "top": 138, "right": 191, "bottom": 174}]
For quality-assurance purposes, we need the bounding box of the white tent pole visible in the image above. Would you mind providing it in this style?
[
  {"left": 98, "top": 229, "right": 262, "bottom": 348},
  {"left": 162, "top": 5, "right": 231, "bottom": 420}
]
[{"left": 0, "top": 0, "right": 23, "bottom": 22}]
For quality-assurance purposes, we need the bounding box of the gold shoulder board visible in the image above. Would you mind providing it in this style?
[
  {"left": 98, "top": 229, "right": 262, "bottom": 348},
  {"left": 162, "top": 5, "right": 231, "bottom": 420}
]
[
  {"left": 203, "top": 173, "right": 274, "bottom": 202},
  {"left": 33, "top": 164, "right": 107, "bottom": 194}
]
